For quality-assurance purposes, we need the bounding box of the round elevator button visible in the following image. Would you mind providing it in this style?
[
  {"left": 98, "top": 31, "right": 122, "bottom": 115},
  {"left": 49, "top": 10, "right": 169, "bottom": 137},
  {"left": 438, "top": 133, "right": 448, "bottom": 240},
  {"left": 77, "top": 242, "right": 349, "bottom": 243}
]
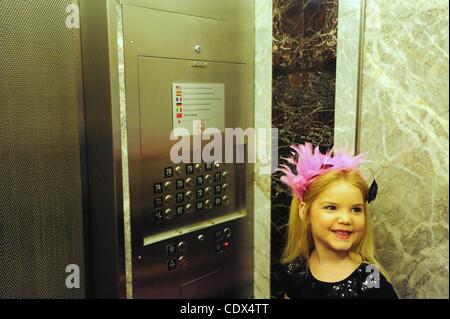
[
  {"left": 224, "top": 227, "right": 231, "bottom": 238},
  {"left": 222, "top": 183, "right": 229, "bottom": 193},
  {"left": 214, "top": 161, "right": 221, "bottom": 169},
  {"left": 205, "top": 187, "right": 213, "bottom": 197},
  {"left": 185, "top": 191, "right": 194, "bottom": 201},
  {"left": 186, "top": 203, "right": 194, "bottom": 214},
  {"left": 195, "top": 163, "right": 203, "bottom": 172},
  {"left": 222, "top": 171, "right": 229, "bottom": 181},
  {"left": 178, "top": 241, "right": 187, "bottom": 252},
  {"left": 178, "top": 256, "right": 187, "bottom": 266},
  {"left": 205, "top": 174, "right": 213, "bottom": 184},
  {"left": 186, "top": 177, "right": 194, "bottom": 188},
  {"left": 164, "top": 208, "right": 175, "bottom": 219},
  {"left": 164, "top": 181, "right": 173, "bottom": 192},
  {"left": 205, "top": 200, "right": 213, "bottom": 209},
  {"left": 223, "top": 195, "right": 230, "bottom": 206},
  {"left": 164, "top": 195, "right": 174, "bottom": 206},
  {"left": 175, "top": 166, "right": 183, "bottom": 176},
  {"left": 197, "top": 234, "right": 205, "bottom": 241}
]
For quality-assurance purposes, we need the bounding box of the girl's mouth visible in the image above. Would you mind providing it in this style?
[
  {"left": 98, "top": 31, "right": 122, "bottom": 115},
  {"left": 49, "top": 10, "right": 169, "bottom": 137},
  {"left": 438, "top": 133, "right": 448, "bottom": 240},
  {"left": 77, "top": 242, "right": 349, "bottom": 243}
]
[{"left": 331, "top": 230, "right": 352, "bottom": 240}]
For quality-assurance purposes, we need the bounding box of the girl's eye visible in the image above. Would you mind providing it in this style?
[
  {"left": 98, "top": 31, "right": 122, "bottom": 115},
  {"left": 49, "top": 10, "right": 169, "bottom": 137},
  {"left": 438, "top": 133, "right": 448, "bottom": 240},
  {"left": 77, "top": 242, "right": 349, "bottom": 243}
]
[
  {"left": 352, "top": 207, "right": 363, "bottom": 213},
  {"left": 324, "top": 205, "right": 336, "bottom": 210}
]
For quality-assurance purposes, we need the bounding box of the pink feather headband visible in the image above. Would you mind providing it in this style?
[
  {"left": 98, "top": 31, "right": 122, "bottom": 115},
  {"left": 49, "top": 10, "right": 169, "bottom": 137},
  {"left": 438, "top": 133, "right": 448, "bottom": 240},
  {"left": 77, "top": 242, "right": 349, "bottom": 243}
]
[{"left": 277, "top": 143, "right": 373, "bottom": 201}]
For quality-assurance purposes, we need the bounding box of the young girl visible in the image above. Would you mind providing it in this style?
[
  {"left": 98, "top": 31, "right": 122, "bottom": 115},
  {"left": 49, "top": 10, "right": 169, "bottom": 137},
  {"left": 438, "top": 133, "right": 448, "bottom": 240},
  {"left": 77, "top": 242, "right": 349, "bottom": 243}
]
[{"left": 278, "top": 143, "right": 398, "bottom": 299}]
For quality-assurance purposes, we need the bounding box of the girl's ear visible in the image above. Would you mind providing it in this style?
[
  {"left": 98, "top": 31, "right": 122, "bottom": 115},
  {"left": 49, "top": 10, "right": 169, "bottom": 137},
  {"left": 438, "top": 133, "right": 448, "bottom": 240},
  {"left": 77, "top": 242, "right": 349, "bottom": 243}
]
[{"left": 298, "top": 201, "right": 308, "bottom": 223}]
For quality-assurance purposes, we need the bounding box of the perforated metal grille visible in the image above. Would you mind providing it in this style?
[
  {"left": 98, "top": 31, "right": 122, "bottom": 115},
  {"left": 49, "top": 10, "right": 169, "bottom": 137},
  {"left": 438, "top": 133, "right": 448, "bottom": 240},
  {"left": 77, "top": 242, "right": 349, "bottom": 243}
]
[{"left": 0, "top": 0, "right": 85, "bottom": 298}]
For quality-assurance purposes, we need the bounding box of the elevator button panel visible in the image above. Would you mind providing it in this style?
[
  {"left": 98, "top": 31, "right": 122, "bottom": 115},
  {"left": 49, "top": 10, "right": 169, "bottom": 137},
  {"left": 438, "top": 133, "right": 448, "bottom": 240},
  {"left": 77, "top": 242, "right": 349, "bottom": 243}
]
[
  {"left": 147, "top": 162, "right": 235, "bottom": 232},
  {"left": 163, "top": 226, "right": 233, "bottom": 272}
]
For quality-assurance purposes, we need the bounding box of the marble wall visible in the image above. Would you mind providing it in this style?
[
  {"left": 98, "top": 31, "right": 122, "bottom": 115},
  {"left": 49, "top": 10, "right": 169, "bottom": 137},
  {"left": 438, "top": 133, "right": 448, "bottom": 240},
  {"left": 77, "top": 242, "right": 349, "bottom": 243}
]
[
  {"left": 253, "top": 0, "right": 272, "bottom": 299},
  {"left": 271, "top": 0, "right": 338, "bottom": 298},
  {"left": 335, "top": 0, "right": 449, "bottom": 298}
]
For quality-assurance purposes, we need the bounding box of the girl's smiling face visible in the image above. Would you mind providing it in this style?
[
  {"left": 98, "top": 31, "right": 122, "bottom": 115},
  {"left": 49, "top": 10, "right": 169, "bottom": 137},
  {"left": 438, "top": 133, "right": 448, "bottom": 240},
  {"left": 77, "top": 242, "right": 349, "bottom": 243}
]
[{"left": 304, "top": 180, "right": 366, "bottom": 253}]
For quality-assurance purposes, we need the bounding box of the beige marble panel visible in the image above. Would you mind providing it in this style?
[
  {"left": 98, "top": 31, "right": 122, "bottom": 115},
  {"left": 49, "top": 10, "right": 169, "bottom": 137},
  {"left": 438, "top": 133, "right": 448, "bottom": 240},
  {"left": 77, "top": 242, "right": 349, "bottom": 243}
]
[
  {"left": 253, "top": 0, "right": 272, "bottom": 299},
  {"left": 360, "top": 0, "right": 449, "bottom": 298},
  {"left": 116, "top": 0, "right": 133, "bottom": 299},
  {"left": 334, "top": 0, "right": 363, "bottom": 150}
]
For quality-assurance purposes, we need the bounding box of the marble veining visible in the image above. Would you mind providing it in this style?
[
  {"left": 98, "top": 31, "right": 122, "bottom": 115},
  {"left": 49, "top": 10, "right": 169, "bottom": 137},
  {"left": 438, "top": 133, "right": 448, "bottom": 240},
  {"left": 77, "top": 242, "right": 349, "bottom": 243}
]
[
  {"left": 358, "top": 0, "right": 449, "bottom": 298},
  {"left": 335, "top": 0, "right": 449, "bottom": 298},
  {"left": 254, "top": 0, "right": 273, "bottom": 299},
  {"left": 271, "top": 0, "right": 338, "bottom": 298}
]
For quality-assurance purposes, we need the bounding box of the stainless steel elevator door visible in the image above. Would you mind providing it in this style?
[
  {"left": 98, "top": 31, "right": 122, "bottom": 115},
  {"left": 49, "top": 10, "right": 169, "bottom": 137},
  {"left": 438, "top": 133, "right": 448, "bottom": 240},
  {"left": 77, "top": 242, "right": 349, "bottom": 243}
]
[{"left": 0, "top": 0, "right": 86, "bottom": 298}]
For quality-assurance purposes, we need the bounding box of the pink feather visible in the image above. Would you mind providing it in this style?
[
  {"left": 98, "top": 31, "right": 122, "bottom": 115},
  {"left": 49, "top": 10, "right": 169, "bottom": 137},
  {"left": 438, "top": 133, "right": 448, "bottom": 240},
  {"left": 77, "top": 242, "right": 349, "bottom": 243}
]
[{"left": 277, "top": 143, "right": 368, "bottom": 200}]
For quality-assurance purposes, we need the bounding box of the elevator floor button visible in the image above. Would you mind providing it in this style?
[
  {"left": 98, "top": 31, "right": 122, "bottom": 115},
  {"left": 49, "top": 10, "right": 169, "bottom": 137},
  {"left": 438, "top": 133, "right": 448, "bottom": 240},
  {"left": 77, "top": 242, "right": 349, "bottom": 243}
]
[
  {"left": 186, "top": 191, "right": 194, "bottom": 201},
  {"left": 224, "top": 227, "right": 231, "bottom": 238},
  {"left": 222, "top": 183, "right": 229, "bottom": 193},
  {"left": 164, "top": 195, "right": 174, "bottom": 206},
  {"left": 178, "top": 241, "right": 187, "bottom": 252},
  {"left": 186, "top": 203, "right": 194, "bottom": 214},
  {"left": 164, "top": 208, "right": 175, "bottom": 219},
  {"left": 222, "top": 171, "right": 229, "bottom": 181},
  {"left": 175, "top": 165, "right": 184, "bottom": 176},
  {"left": 164, "top": 181, "right": 173, "bottom": 192},
  {"left": 186, "top": 178, "right": 194, "bottom": 188}
]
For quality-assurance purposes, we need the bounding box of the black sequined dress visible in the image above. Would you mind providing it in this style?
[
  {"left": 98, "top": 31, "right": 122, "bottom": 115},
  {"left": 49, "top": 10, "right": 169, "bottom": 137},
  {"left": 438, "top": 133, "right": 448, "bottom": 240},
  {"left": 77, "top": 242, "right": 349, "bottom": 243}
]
[{"left": 282, "top": 258, "right": 398, "bottom": 299}]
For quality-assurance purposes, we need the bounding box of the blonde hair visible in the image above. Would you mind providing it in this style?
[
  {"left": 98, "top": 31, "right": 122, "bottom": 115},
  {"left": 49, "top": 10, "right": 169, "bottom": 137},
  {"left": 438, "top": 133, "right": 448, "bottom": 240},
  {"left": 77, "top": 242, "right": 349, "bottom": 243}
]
[{"left": 281, "top": 169, "right": 390, "bottom": 280}]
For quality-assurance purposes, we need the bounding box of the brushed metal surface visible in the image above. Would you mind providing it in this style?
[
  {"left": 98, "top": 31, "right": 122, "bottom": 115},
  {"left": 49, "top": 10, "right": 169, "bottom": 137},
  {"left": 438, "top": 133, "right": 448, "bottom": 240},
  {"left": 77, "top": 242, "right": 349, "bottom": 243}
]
[
  {"left": 122, "top": 0, "right": 253, "bottom": 24},
  {"left": 122, "top": 2, "right": 255, "bottom": 298},
  {"left": 0, "top": 0, "right": 86, "bottom": 298}
]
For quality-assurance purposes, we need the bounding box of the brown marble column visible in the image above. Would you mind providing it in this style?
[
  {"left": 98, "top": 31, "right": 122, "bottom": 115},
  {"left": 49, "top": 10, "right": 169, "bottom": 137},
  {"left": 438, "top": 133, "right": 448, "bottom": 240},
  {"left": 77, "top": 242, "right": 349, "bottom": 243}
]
[{"left": 271, "top": 0, "right": 338, "bottom": 298}]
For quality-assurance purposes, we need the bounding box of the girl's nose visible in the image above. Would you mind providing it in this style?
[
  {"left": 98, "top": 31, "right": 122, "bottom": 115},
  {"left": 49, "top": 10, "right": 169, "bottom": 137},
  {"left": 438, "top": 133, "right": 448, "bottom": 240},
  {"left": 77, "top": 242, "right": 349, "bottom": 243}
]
[{"left": 337, "top": 210, "right": 351, "bottom": 224}]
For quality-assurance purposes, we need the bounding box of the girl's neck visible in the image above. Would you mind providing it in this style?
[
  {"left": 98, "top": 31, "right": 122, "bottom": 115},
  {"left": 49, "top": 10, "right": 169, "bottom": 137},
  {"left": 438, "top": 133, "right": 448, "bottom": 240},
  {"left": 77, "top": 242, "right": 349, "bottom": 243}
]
[
  {"left": 310, "top": 248, "right": 360, "bottom": 266},
  {"left": 308, "top": 249, "right": 362, "bottom": 283}
]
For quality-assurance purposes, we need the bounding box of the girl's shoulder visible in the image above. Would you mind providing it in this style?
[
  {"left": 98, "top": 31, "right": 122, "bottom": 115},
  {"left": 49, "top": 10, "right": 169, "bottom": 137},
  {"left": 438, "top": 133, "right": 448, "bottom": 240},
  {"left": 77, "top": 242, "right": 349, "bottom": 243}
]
[{"left": 284, "top": 257, "right": 308, "bottom": 277}]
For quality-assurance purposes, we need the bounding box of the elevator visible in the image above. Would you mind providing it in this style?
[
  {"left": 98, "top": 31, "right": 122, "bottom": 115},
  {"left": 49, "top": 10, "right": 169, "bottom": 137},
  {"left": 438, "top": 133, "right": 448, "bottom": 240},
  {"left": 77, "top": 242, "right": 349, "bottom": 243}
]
[{"left": 81, "top": 0, "right": 255, "bottom": 298}]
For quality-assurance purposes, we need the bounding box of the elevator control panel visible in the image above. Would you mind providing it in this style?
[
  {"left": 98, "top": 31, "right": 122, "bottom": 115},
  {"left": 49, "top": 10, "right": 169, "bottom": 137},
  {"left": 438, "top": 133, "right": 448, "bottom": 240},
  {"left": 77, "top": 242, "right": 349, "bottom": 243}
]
[{"left": 121, "top": 1, "right": 254, "bottom": 298}]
